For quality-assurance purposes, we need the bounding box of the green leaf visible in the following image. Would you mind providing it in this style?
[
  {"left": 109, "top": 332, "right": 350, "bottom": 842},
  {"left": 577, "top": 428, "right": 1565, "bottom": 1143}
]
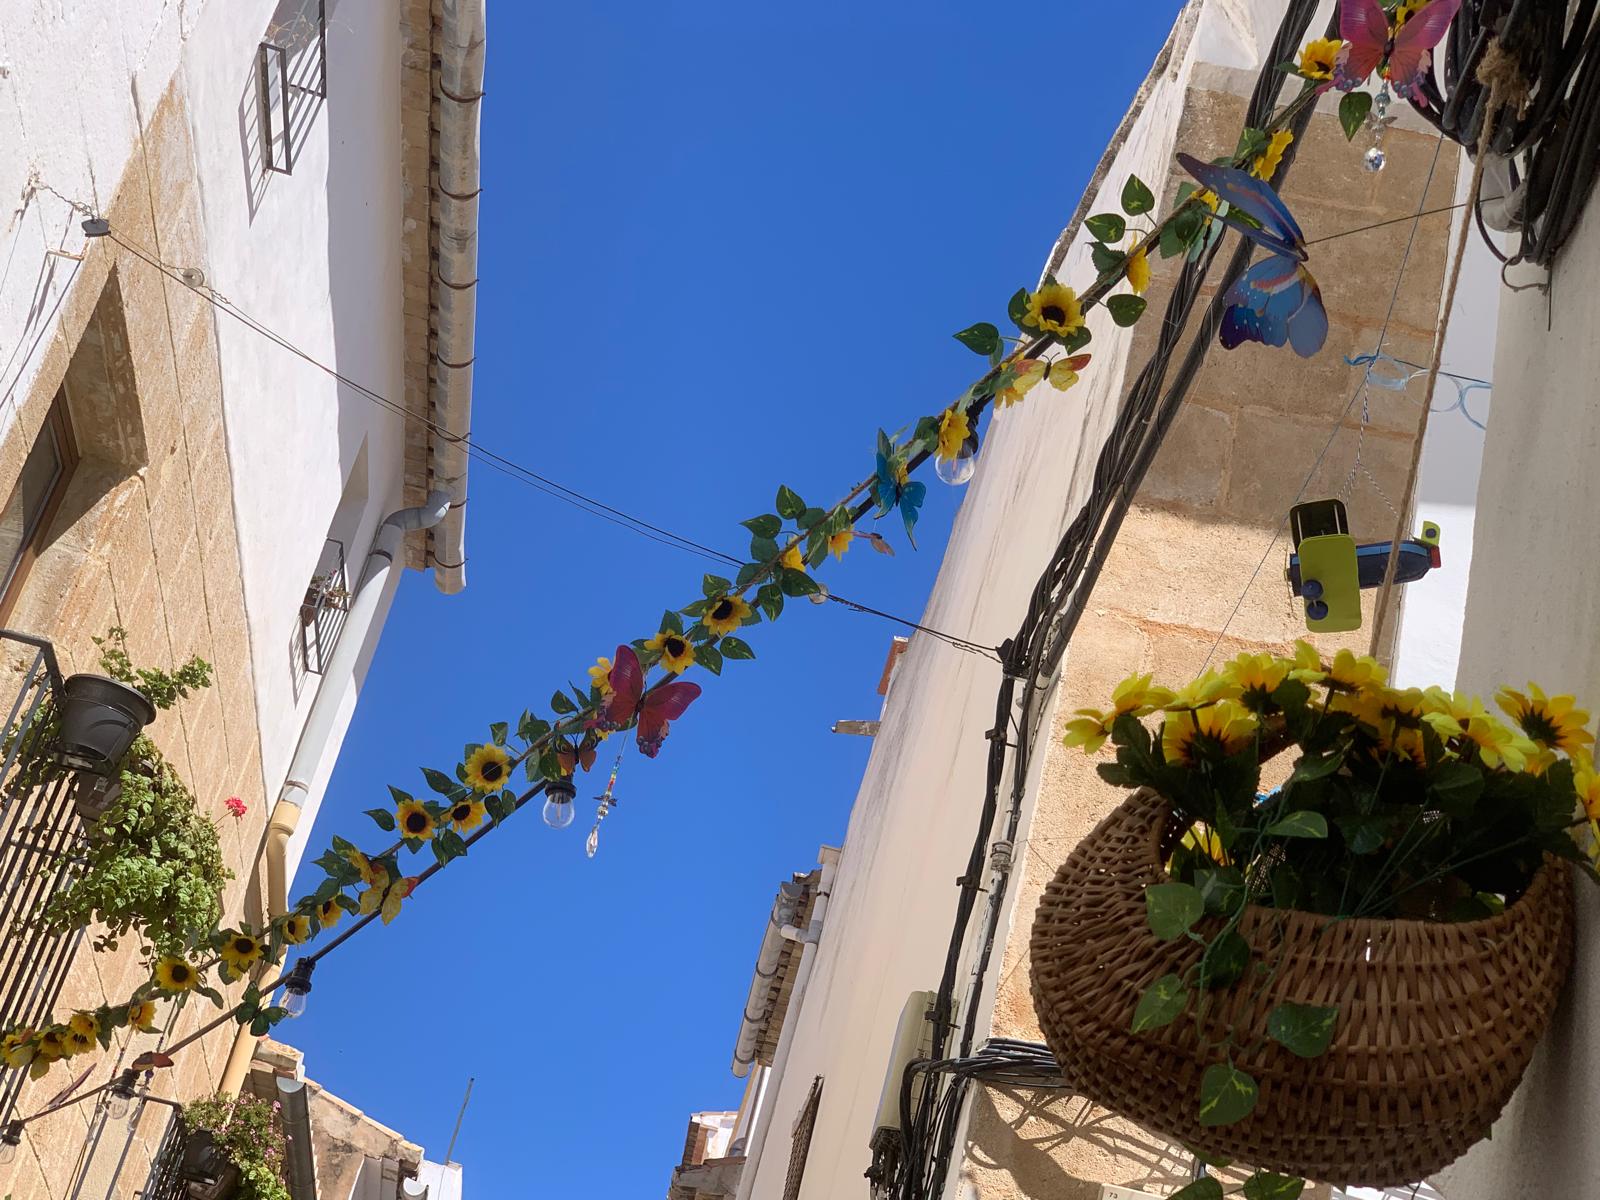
[
  {"left": 1091, "top": 242, "right": 1126, "bottom": 274},
  {"left": 436, "top": 829, "right": 468, "bottom": 865},
  {"left": 1337, "top": 813, "right": 1389, "bottom": 855},
  {"left": 680, "top": 599, "right": 710, "bottom": 618},
  {"left": 1106, "top": 295, "right": 1147, "bottom": 327},
  {"left": 1195, "top": 867, "right": 1246, "bottom": 916},
  {"left": 1131, "top": 973, "right": 1189, "bottom": 1033},
  {"left": 364, "top": 807, "right": 396, "bottom": 832},
  {"left": 697, "top": 644, "right": 724, "bottom": 676},
  {"left": 750, "top": 535, "right": 780, "bottom": 563},
  {"left": 422, "top": 767, "right": 466, "bottom": 797},
  {"left": 1085, "top": 212, "right": 1126, "bottom": 242},
  {"left": 386, "top": 785, "right": 413, "bottom": 807},
  {"left": 1169, "top": 1179, "right": 1224, "bottom": 1200},
  {"left": 518, "top": 712, "right": 550, "bottom": 743},
  {"left": 659, "top": 609, "right": 684, "bottom": 636},
  {"left": 776, "top": 486, "right": 806, "bottom": 519},
  {"left": 549, "top": 690, "right": 577, "bottom": 716},
  {"left": 701, "top": 574, "right": 732, "bottom": 598},
  {"left": 484, "top": 791, "right": 512, "bottom": 822},
  {"left": 1243, "top": 1173, "right": 1305, "bottom": 1200},
  {"left": 1339, "top": 91, "right": 1372, "bottom": 142},
  {"left": 720, "top": 636, "right": 755, "bottom": 661},
  {"left": 735, "top": 562, "right": 763, "bottom": 588},
  {"left": 1007, "top": 287, "right": 1031, "bottom": 328},
  {"left": 197, "top": 985, "right": 225, "bottom": 1008},
  {"left": 1200, "top": 930, "right": 1251, "bottom": 990},
  {"left": 799, "top": 506, "right": 827, "bottom": 531},
  {"left": 779, "top": 568, "right": 820, "bottom": 597},
  {"left": 1121, "top": 173, "right": 1155, "bottom": 215},
  {"left": 1145, "top": 882, "right": 1204, "bottom": 941},
  {"left": 1288, "top": 753, "right": 1343, "bottom": 784},
  {"left": 1235, "top": 126, "right": 1270, "bottom": 160},
  {"left": 741, "top": 514, "right": 781, "bottom": 538},
  {"left": 1267, "top": 1002, "right": 1339, "bottom": 1058},
  {"left": 1430, "top": 761, "right": 1484, "bottom": 817},
  {"left": 1264, "top": 810, "right": 1328, "bottom": 839},
  {"left": 953, "top": 322, "right": 1002, "bottom": 355},
  {"left": 756, "top": 584, "right": 784, "bottom": 622},
  {"left": 1198, "top": 1062, "right": 1259, "bottom": 1126},
  {"left": 1061, "top": 325, "right": 1093, "bottom": 353},
  {"left": 489, "top": 721, "right": 508, "bottom": 746}
]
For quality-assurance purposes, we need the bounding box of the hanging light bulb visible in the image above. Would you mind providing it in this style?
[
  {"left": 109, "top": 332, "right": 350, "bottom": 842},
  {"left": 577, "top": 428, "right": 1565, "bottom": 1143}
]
[
  {"left": 0, "top": 1120, "right": 21, "bottom": 1164},
  {"left": 106, "top": 1068, "right": 139, "bottom": 1120},
  {"left": 281, "top": 958, "right": 316, "bottom": 1018},
  {"left": 934, "top": 426, "right": 980, "bottom": 486},
  {"left": 542, "top": 777, "right": 578, "bottom": 829}
]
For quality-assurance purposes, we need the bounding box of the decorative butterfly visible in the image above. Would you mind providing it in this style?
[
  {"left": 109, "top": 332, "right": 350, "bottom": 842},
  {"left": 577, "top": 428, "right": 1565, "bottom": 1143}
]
[
  {"left": 873, "top": 429, "right": 926, "bottom": 548},
  {"left": 1334, "top": 0, "right": 1462, "bottom": 103},
  {"left": 1176, "top": 154, "right": 1329, "bottom": 358},
  {"left": 588, "top": 645, "right": 701, "bottom": 758}
]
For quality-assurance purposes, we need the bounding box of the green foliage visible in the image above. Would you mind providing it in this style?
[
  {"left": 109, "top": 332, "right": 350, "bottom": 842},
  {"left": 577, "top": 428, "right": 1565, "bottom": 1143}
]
[
  {"left": 1198, "top": 1062, "right": 1258, "bottom": 1126},
  {"left": 1105, "top": 295, "right": 1147, "bottom": 327},
  {"left": 1121, "top": 173, "right": 1155, "bottom": 215},
  {"left": 93, "top": 627, "right": 212, "bottom": 710},
  {"left": 952, "top": 322, "right": 1001, "bottom": 355},
  {"left": 36, "top": 735, "right": 229, "bottom": 956},
  {"left": 1338, "top": 91, "right": 1372, "bottom": 141},
  {"left": 183, "top": 1093, "right": 290, "bottom": 1200},
  {"left": 1267, "top": 1002, "right": 1340, "bottom": 1058}
]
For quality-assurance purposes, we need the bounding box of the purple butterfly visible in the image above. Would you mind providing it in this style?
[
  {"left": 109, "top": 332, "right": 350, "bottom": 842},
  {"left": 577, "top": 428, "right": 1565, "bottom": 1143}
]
[
  {"left": 1177, "top": 153, "right": 1328, "bottom": 358},
  {"left": 1334, "top": 0, "right": 1462, "bottom": 105}
]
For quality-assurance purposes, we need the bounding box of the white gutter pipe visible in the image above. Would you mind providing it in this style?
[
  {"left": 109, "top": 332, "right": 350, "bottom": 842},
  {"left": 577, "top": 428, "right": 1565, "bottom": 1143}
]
[
  {"left": 731, "top": 880, "right": 808, "bottom": 1079},
  {"left": 276, "top": 1076, "right": 318, "bottom": 1200},
  {"left": 734, "top": 848, "right": 838, "bottom": 1200},
  {"left": 429, "top": 0, "right": 485, "bottom": 596}
]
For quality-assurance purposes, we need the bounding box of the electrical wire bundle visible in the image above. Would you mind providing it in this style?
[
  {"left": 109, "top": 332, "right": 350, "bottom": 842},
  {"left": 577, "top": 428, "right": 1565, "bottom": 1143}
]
[{"left": 1414, "top": 0, "right": 1600, "bottom": 268}]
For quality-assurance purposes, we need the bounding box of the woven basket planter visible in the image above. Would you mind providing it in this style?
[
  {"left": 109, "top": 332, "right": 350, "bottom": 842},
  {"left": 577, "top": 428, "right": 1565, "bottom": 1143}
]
[{"left": 1030, "top": 788, "right": 1575, "bottom": 1185}]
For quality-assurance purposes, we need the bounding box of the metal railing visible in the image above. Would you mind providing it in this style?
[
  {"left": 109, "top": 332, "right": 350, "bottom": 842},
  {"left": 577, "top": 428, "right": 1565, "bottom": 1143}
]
[
  {"left": 259, "top": 0, "right": 328, "bottom": 175},
  {"left": 292, "top": 538, "right": 352, "bottom": 695}
]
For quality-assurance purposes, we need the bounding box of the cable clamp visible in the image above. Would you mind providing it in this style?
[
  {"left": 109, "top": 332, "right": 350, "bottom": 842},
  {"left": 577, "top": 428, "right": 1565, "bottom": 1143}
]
[{"left": 989, "top": 840, "right": 1014, "bottom": 873}]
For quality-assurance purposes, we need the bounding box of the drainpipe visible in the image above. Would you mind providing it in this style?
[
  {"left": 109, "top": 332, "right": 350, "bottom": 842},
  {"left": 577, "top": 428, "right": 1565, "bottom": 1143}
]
[
  {"left": 219, "top": 491, "right": 453, "bottom": 1095},
  {"left": 276, "top": 1076, "right": 319, "bottom": 1200},
  {"left": 734, "top": 847, "right": 838, "bottom": 1200},
  {"left": 429, "top": 0, "right": 485, "bottom": 596},
  {"left": 731, "top": 880, "right": 808, "bottom": 1079}
]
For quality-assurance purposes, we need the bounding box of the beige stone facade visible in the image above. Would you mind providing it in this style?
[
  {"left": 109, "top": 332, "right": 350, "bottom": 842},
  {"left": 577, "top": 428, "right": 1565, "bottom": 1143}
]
[{"left": 962, "top": 83, "right": 1459, "bottom": 1200}]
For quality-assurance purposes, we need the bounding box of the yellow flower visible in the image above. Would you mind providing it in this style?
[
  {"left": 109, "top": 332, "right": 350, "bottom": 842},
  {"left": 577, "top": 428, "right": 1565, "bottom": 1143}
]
[
  {"left": 219, "top": 931, "right": 264, "bottom": 975},
  {"left": 345, "top": 848, "right": 385, "bottom": 888},
  {"left": 62, "top": 1011, "right": 99, "bottom": 1056},
  {"left": 1024, "top": 283, "right": 1085, "bottom": 338},
  {"left": 588, "top": 656, "right": 614, "bottom": 697},
  {"left": 1063, "top": 709, "right": 1115, "bottom": 755},
  {"left": 704, "top": 594, "right": 752, "bottom": 637},
  {"left": 129, "top": 1000, "right": 159, "bottom": 1032},
  {"left": 1162, "top": 700, "right": 1257, "bottom": 766},
  {"left": 1195, "top": 189, "right": 1220, "bottom": 212},
  {"left": 995, "top": 358, "right": 1047, "bottom": 408},
  {"left": 36, "top": 1028, "right": 65, "bottom": 1063},
  {"left": 1420, "top": 686, "right": 1471, "bottom": 739},
  {"left": 1575, "top": 762, "right": 1600, "bottom": 821},
  {"left": 317, "top": 898, "right": 343, "bottom": 930},
  {"left": 1297, "top": 648, "right": 1386, "bottom": 692},
  {"left": 154, "top": 956, "right": 197, "bottom": 993},
  {"left": 936, "top": 408, "right": 971, "bottom": 461},
  {"left": 281, "top": 914, "right": 312, "bottom": 945},
  {"left": 1299, "top": 37, "right": 1343, "bottom": 80},
  {"left": 1111, "top": 671, "right": 1177, "bottom": 716},
  {"left": 1250, "top": 130, "right": 1294, "bottom": 182},
  {"left": 1495, "top": 683, "right": 1594, "bottom": 755},
  {"left": 1221, "top": 652, "right": 1289, "bottom": 711},
  {"left": 1163, "top": 671, "right": 1239, "bottom": 711},
  {"left": 1, "top": 1028, "right": 35, "bottom": 1069},
  {"left": 828, "top": 529, "right": 854, "bottom": 560},
  {"left": 396, "top": 798, "right": 436, "bottom": 840},
  {"left": 448, "top": 796, "right": 488, "bottom": 833},
  {"left": 647, "top": 629, "right": 696, "bottom": 675},
  {"left": 1179, "top": 823, "right": 1230, "bottom": 867},
  {"left": 1047, "top": 354, "right": 1090, "bottom": 391},
  {"left": 1461, "top": 715, "right": 1532, "bottom": 772},
  {"left": 1125, "top": 246, "right": 1151, "bottom": 295},
  {"left": 1393, "top": 1, "right": 1425, "bottom": 30},
  {"left": 779, "top": 544, "right": 805, "bottom": 572},
  {"left": 463, "top": 744, "right": 511, "bottom": 794}
]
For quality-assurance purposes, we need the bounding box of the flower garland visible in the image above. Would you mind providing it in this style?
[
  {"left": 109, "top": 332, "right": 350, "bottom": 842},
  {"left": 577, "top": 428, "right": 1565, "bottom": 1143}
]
[{"left": 0, "top": 26, "right": 1404, "bottom": 1087}]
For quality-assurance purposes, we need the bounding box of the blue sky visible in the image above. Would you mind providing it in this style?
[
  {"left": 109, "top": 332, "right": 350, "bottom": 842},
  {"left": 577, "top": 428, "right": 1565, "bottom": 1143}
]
[{"left": 292, "top": 3, "right": 1182, "bottom": 1192}]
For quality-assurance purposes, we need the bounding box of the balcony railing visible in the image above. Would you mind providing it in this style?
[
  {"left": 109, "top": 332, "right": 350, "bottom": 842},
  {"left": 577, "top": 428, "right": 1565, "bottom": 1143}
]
[{"left": 291, "top": 538, "right": 352, "bottom": 696}]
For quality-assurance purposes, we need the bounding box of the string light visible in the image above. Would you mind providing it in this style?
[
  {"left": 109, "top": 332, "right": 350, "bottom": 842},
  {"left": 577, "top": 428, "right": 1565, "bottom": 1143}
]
[
  {"left": 281, "top": 958, "right": 316, "bottom": 1018},
  {"left": 542, "top": 777, "right": 578, "bottom": 829}
]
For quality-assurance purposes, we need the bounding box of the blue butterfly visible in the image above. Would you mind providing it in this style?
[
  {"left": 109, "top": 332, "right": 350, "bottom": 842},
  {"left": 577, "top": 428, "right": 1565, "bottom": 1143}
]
[
  {"left": 873, "top": 429, "right": 926, "bottom": 548},
  {"left": 1176, "top": 153, "right": 1328, "bottom": 358}
]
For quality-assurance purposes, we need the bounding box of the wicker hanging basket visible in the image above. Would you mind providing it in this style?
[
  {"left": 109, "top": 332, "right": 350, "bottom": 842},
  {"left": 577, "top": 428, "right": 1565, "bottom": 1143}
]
[{"left": 1030, "top": 788, "right": 1575, "bottom": 1186}]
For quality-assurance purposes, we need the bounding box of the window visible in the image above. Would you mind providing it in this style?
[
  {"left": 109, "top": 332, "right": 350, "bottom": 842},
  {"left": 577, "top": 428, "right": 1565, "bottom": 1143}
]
[
  {"left": 782, "top": 1076, "right": 824, "bottom": 1200},
  {"left": 0, "top": 394, "right": 76, "bottom": 620}
]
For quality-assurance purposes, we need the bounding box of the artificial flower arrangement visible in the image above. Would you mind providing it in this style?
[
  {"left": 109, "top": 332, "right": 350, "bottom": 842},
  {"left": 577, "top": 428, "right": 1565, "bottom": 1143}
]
[{"left": 1057, "top": 645, "right": 1595, "bottom": 1157}]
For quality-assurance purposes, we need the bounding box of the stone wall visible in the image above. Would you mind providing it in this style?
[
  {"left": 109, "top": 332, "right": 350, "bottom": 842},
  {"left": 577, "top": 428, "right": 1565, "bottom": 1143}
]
[{"left": 960, "top": 81, "right": 1459, "bottom": 1200}]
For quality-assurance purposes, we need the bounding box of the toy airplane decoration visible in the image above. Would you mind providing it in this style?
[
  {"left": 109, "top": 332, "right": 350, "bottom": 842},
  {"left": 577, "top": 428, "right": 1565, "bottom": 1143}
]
[{"left": 1285, "top": 499, "right": 1441, "bottom": 633}]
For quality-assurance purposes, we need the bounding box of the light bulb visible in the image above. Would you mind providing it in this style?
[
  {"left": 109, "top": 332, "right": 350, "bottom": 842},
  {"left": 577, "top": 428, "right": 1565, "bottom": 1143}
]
[
  {"left": 280, "top": 959, "right": 315, "bottom": 1018},
  {"left": 542, "top": 778, "right": 578, "bottom": 829},
  {"left": 0, "top": 1140, "right": 14, "bottom": 1165},
  {"left": 106, "top": 1092, "right": 131, "bottom": 1121},
  {"left": 283, "top": 988, "right": 309, "bottom": 1018},
  {"left": 0, "top": 1121, "right": 21, "bottom": 1164},
  {"left": 934, "top": 453, "right": 977, "bottom": 485}
]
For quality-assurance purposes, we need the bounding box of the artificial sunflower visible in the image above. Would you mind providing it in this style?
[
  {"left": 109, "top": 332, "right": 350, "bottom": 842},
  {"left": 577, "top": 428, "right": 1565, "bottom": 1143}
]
[
  {"left": 1299, "top": 36, "right": 1342, "bottom": 80},
  {"left": 281, "top": 913, "right": 312, "bottom": 945},
  {"left": 828, "top": 529, "right": 854, "bottom": 560},
  {"left": 448, "top": 796, "right": 488, "bottom": 833},
  {"left": 1024, "top": 283, "right": 1085, "bottom": 338},
  {"left": 1461, "top": 715, "right": 1533, "bottom": 772},
  {"left": 704, "top": 594, "right": 752, "bottom": 637},
  {"left": 317, "top": 898, "right": 343, "bottom": 930},
  {"left": 1, "top": 1028, "right": 35, "bottom": 1069},
  {"left": 936, "top": 408, "right": 971, "bottom": 462},
  {"left": 395, "top": 797, "right": 437, "bottom": 840},
  {"left": 220, "top": 931, "right": 263, "bottom": 975},
  {"left": 154, "top": 956, "right": 197, "bottom": 993},
  {"left": 995, "top": 359, "right": 1047, "bottom": 408},
  {"left": 36, "top": 1028, "right": 65, "bottom": 1063},
  {"left": 129, "top": 1000, "right": 159, "bottom": 1032},
  {"left": 1250, "top": 129, "right": 1295, "bottom": 182},
  {"left": 63, "top": 1012, "right": 98, "bottom": 1056},
  {"left": 1163, "top": 671, "right": 1238, "bottom": 712},
  {"left": 463, "top": 744, "right": 512, "bottom": 794},
  {"left": 588, "top": 656, "right": 614, "bottom": 697},
  {"left": 779, "top": 544, "right": 805, "bottom": 572},
  {"left": 1220, "top": 652, "right": 1289, "bottom": 712},
  {"left": 1574, "top": 760, "right": 1600, "bottom": 822},
  {"left": 647, "top": 629, "right": 696, "bottom": 675},
  {"left": 1495, "top": 683, "right": 1595, "bottom": 755},
  {"left": 1161, "top": 699, "right": 1258, "bottom": 766},
  {"left": 1297, "top": 648, "right": 1386, "bottom": 693},
  {"left": 1125, "top": 246, "right": 1151, "bottom": 295},
  {"left": 346, "top": 848, "right": 385, "bottom": 887}
]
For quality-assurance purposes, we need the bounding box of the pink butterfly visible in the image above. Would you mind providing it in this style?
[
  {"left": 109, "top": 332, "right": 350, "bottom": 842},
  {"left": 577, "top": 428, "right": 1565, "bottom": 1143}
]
[
  {"left": 588, "top": 645, "right": 701, "bottom": 758},
  {"left": 1334, "top": 0, "right": 1462, "bottom": 103}
]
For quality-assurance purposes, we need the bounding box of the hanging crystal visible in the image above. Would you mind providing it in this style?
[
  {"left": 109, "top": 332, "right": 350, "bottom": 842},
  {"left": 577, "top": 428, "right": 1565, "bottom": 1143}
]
[
  {"left": 585, "top": 752, "right": 623, "bottom": 859},
  {"left": 1363, "top": 85, "right": 1393, "bottom": 173}
]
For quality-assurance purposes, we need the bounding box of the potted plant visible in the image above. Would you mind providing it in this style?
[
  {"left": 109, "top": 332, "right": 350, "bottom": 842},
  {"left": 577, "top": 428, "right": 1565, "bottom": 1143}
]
[
  {"left": 53, "top": 628, "right": 212, "bottom": 770},
  {"left": 1036, "top": 646, "right": 1593, "bottom": 1186},
  {"left": 300, "top": 573, "right": 349, "bottom": 626},
  {"left": 182, "top": 1093, "right": 290, "bottom": 1200}
]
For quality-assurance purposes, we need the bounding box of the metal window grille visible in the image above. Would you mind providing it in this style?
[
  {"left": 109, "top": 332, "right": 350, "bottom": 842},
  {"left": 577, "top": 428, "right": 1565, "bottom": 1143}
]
[
  {"left": 138, "top": 1111, "right": 192, "bottom": 1200},
  {"left": 781, "top": 1076, "right": 824, "bottom": 1200},
  {"left": 258, "top": 0, "right": 328, "bottom": 175},
  {"left": 292, "top": 538, "right": 352, "bottom": 694}
]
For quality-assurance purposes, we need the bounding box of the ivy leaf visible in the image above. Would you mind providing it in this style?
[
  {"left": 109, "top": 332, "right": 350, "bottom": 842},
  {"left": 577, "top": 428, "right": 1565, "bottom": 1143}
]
[
  {"left": 422, "top": 767, "right": 466, "bottom": 797},
  {"left": 1007, "top": 287, "right": 1031, "bottom": 328},
  {"left": 435, "top": 829, "right": 468, "bottom": 865},
  {"left": 1106, "top": 295, "right": 1147, "bottom": 327},
  {"left": 1085, "top": 212, "right": 1126, "bottom": 242},
  {"left": 518, "top": 712, "right": 550, "bottom": 743},
  {"left": 1131, "top": 973, "right": 1189, "bottom": 1033},
  {"left": 1091, "top": 242, "right": 1126, "bottom": 274},
  {"left": 1061, "top": 325, "right": 1093, "bottom": 353},
  {"left": 659, "top": 609, "right": 684, "bottom": 636},
  {"left": 1121, "top": 173, "right": 1155, "bottom": 215},
  {"left": 484, "top": 791, "right": 512, "bottom": 822},
  {"left": 697, "top": 644, "right": 724, "bottom": 676},
  {"left": 779, "top": 568, "right": 820, "bottom": 597},
  {"left": 775, "top": 486, "right": 806, "bottom": 520},
  {"left": 1235, "top": 126, "right": 1270, "bottom": 160},
  {"left": 1339, "top": 91, "right": 1372, "bottom": 142},
  {"left": 1198, "top": 1062, "right": 1259, "bottom": 1126},
  {"left": 701, "top": 574, "right": 732, "bottom": 598},
  {"left": 1169, "top": 1180, "right": 1224, "bottom": 1200},
  {"left": 1145, "top": 882, "right": 1204, "bottom": 941},
  {"left": 741, "top": 514, "right": 782, "bottom": 538},
  {"left": 756, "top": 584, "right": 784, "bottom": 622},
  {"left": 1267, "top": 1002, "right": 1340, "bottom": 1058},
  {"left": 1430, "top": 761, "right": 1484, "bottom": 817},
  {"left": 489, "top": 721, "right": 508, "bottom": 746},
  {"left": 1288, "top": 753, "right": 1343, "bottom": 785},
  {"left": 1243, "top": 1173, "right": 1305, "bottom": 1200},
  {"left": 197, "top": 985, "right": 225, "bottom": 1009},
  {"left": 735, "top": 563, "right": 763, "bottom": 589},
  {"left": 1200, "top": 930, "right": 1251, "bottom": 990},
  {"left": 750, "top": 535, "right": 780, "bottom": 563},
  {"left": 364, "top": 807, "right": 396, "bottom": 832},
  {"left": 720, "top": 636, "right": 755, "bottom": 661},
  {"left": 386, "top": 785, "right": 412, "bottom": 807},
  {"left": 1263, "top": 811, "right": 1328, "bottom": 839},
  {"left": 1195, "top": 867, "right": 1245, "bottom": 916},
  {"left": 953, "top": 322, "right": 1002, "bottom": 355}
]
